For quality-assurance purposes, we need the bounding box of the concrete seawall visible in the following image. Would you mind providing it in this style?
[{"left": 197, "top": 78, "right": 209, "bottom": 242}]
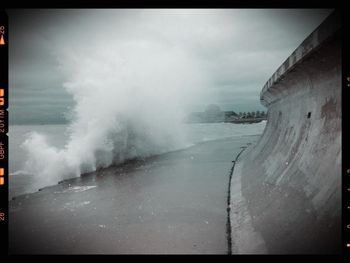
[{"left": 230, "top": 11, "right": 341, "bottom": 254}]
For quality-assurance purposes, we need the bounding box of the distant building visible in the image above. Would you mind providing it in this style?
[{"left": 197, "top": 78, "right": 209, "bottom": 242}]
[
  {"left": 224, "top": 111, "right": 239, "bottom": 122},
  {"left": 204, "top": 104, "right": 225, "bottom": 123},
  {"left": 186, "top": 104, "right": 240, "bottom": 123}
]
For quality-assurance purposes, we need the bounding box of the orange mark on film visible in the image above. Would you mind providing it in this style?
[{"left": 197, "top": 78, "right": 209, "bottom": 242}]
[
  {"left": 0, "top": 89, "right": 4, "bottom": 106},
  {"left": 347, "top": 243, "right": 350, "bottom": 248},
  {"left": 0, "top": 35, "right": 5, "bottom": 45},
  {"left": 0, "top": 26, "right": 5, "bottom": 45},
  {"left": 0, "top": 168, "right": 4, "bottom": 185}
]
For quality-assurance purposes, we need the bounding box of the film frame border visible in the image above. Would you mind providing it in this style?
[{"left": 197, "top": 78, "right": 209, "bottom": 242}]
[
  {"left": 0, "top": 2, "right": 348, "bottom": 255},
  {"left": 343, "top": 8, "right": 350, "bottom": 256},
  {"left": 0, "top": 8, "right": 8, "bottom": 257}
]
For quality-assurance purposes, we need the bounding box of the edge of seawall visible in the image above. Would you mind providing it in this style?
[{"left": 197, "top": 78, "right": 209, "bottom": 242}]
[{"left": 230, "top": 11, "right": 342, "bottom": 254}]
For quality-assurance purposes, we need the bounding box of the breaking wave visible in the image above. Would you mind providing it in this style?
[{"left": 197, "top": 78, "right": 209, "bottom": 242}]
[{"left": 22, "top": 12, "right": 206, "bottom": 187}]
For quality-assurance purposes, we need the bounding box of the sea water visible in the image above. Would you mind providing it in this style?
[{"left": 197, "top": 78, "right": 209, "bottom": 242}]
[{"left": 9, "top": 122, "right": 266, "bottom": 198}]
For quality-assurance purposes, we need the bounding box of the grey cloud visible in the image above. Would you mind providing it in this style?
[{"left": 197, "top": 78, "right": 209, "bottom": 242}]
[{"left": 9, "top": 9, "right": 332, "bottom": 124}]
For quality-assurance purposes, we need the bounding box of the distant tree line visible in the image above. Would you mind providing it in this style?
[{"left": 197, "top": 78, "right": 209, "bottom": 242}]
[
  {"left": 238, "top": 111, "right": 267, "bottom": 119},
  {"left": 186, "top": 107, "right": 267, "bottom": 123}
]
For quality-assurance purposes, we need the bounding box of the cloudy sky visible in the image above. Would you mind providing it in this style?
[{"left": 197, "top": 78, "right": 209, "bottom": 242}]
[{"left": 9, "top": 9, "right": 332, "bottom": 124}]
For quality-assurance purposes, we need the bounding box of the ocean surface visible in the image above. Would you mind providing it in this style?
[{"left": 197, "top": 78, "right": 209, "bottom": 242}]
[{"left": 9, "top": 122, "right": 266, "bottom": 198}]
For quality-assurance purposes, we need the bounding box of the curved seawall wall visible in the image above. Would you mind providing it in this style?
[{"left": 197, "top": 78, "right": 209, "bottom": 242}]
[{"left": 230, "top": 11, "right": 341, "bottom": 254}]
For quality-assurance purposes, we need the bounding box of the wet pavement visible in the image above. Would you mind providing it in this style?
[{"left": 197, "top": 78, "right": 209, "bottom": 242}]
[{"left": 9, "top": 135, "right": 259, "bottom": 254}]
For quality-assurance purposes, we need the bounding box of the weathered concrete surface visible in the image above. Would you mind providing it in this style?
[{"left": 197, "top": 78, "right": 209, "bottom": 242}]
[
  {"left": 9, "top": 136, "right": 259, "bottom": 254},
  {"left": 230, "top": 11, "right": 341, "bottom": 254}
]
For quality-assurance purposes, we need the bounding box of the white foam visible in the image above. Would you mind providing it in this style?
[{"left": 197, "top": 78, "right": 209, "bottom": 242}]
[
  {"left": 55, "top": 186, "right": 97, "bottom": 194},
  {"left": 21, "top": 12, "right": 206, "bottom": 187}
]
